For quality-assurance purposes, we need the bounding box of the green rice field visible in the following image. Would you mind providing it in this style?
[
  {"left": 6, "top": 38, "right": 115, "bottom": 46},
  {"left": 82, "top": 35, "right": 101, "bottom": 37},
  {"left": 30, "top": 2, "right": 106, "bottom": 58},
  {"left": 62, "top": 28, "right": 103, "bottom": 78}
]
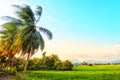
[{"left": 18, "top": 65, "right": 120, "bottom": 80}]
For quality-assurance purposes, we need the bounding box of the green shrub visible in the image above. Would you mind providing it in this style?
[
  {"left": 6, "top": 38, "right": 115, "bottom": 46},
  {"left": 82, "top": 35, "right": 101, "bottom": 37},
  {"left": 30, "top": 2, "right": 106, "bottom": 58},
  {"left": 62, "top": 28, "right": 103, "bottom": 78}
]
[
  {"left": 9, "top": 54, "right": 73, "bottom": 71},
  {"left": 88, "top": 64, "right": 93, "bottom": 66}
]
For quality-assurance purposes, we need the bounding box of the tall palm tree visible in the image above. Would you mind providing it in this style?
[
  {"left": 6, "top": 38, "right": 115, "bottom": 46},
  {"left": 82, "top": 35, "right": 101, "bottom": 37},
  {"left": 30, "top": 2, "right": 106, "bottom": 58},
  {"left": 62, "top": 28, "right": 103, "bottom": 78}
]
[{"left": 0, "top": 4, "right": 52, "bottom": 73}]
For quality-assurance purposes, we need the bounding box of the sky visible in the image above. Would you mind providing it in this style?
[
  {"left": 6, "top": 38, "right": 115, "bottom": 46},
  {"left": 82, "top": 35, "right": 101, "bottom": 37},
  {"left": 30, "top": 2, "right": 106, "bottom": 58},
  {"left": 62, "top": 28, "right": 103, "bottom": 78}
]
[{"left": 0, "top": 0, "right": 120, "bottom": 63}]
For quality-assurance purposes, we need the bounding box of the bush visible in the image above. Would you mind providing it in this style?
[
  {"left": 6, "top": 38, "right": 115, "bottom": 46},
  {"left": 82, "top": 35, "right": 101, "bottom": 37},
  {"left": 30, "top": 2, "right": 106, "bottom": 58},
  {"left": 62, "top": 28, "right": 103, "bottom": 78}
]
[
  {"left": 88, "top": 64, "right": 93, "bottom": 66},
  {"left": 9, "top": 54, "right": 73, "bottom": 71},
  {"left": 55, "top": 60, "right": 73, "bottom": 70},
  {"left": 27, "top": 54, "right": 73, "bottom": 71},
  {"left": 13, "top": 58, "right": 25, "bottom": 71},
  {"left": 61, "top": 60, "right": 73, "bottom": 70}
]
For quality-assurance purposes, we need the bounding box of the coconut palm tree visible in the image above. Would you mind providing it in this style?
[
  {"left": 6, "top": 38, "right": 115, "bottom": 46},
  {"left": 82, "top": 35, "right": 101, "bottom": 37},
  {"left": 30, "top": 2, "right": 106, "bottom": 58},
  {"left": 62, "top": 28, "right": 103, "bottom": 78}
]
[{"left": 0, "top": 4, "right": 52, "bottom": 73}]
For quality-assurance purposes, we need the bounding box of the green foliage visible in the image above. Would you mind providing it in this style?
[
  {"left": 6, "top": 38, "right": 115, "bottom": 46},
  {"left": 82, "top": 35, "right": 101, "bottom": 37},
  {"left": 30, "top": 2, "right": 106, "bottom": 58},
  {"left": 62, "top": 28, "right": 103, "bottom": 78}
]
[
  {"left": 13, "top": 58, "right": 25, "bottom": 71},
  {"left": 28, "top": 58, "right": 40, "bottom": 70},
  {"left": 0, "top": 56, "right": 6, "bottom": 71},
  {"left": 0, "top": 54, "right": 73, "bottom": 72},
  {"left": 55, "top": 60, "right": 73, "bottom": 70},
  {"left": 61, "top": 60, "right": 73, "bottom": 70},
  {"left": 27, "top": 54, "right": 73, "bottom": 70},
  {"left": 13, "top": 54, "right": 73, "bottom": 71}
]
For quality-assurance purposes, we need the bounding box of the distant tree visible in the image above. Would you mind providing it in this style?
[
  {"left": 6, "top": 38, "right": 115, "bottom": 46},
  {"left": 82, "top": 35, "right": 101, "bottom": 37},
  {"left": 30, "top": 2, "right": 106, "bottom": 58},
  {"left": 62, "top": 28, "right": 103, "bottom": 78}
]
[
  {"left": 28, "top": 58, "right": 40, "bottom": 70},
  {"left": 54, "top": 60, "right": 73, "bottom": 71},
  {"left": 10, "top": 54, "right": 73, "bottom": 71},
  {"left": 26, "top": 54, "right": 73, "bottom": 71},
  {"left": 81, "top": 61, "right": 88, "bottom": 65},
  {"left": 88, "top": 64, "right": 93, "bottom": 66},
  {"left": 61, "top": 60, "right": 73, "bottom": 70},
  {"left": 42, "top": 52, "right": 46, "bottom": 58},
  {"left": 54, "top": 61, "right": 62, "bottom": 70}
]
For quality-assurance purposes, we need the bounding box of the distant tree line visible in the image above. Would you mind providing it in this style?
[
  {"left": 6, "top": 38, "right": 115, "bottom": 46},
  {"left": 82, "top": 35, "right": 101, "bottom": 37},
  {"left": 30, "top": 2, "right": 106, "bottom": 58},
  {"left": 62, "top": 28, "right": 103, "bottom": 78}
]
[
  {"left": 73, "top": 61, "right": 120, "bottom": 66},
  {"left": 0, "top": 54, "right": 73, "bottom": 72},
  {"left": 16, "top": 54, "right": 73, "bottom": 71}
]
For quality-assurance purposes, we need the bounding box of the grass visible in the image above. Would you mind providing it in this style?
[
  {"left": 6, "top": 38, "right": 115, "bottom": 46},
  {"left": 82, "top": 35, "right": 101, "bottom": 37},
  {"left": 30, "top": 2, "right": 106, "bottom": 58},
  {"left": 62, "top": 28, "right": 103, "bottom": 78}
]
[{"left": 17, "top": 65, "right": 120, "bottom": 80}]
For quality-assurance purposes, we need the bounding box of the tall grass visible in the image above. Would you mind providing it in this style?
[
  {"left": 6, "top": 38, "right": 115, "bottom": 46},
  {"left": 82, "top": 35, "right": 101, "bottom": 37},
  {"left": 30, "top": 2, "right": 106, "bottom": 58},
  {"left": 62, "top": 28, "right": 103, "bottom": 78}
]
[{"left": 17, "top": 65, "right": 120, "bottom": 80}]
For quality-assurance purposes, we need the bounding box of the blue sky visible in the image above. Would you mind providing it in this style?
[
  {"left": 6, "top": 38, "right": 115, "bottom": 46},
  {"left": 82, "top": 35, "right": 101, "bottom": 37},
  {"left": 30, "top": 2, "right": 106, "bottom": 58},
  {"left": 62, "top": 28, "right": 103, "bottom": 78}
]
[
  {"left": 26, "top": 0, "right": 120, "bottom": 44},
  {"left": 0, "top": 0, "right": 120, "bottom": 62}
]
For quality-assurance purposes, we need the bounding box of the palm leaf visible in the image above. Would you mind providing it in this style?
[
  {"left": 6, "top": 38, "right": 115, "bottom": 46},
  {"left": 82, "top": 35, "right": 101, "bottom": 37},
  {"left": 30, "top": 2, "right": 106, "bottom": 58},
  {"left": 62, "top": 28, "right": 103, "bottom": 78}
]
[
  {"left": 1, "top": 22, "right": 17, "bottom": 31},
  {"left": 13, "top": 5, "right": 35, "bottom": 23},
  {"left": 22, "top": 5, "right": 35, "bottom": 22},
  {"left": 0, "top": 16, "right": 22, "bottom": 25},
  {"left": 35, "top": 6, "right": 42, "bottom": 23},
  {"left": 35, "top": 31, "right": 44, "bottom": 50},
  {"left": 0, "top": 22, "right": 18, "bottom": 40},
  {"left": 38, "top": 27, "right": 52, "bottom": 40}
]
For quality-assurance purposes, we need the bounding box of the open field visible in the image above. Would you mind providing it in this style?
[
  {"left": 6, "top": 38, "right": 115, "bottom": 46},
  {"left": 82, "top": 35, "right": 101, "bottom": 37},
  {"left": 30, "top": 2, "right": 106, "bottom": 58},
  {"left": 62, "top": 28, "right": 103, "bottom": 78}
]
[{"left": 17, "top": 64, "right": 120, "bottom": 80}]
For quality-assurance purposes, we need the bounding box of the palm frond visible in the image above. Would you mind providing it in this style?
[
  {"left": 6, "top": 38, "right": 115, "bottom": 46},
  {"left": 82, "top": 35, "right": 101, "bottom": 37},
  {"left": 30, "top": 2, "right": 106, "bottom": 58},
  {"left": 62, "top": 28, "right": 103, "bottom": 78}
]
[
  {"left": 0, "top": 16, "right": 22, "bottom": 25},
  {"left": 22, "top": 5, "right": 35, "bottom": 22},
  {"left": 35, "top": 6, "right": 42, "bottom": 23},
  {"left": 22, "top": 31, "right": 32, "bottom": 43},
  {"left": 38, "top": 27, "right": 52, "bottom": 40},
  {"left": 1, "top": 22, "right": 17, "bottom": 31},
  {"left": 0, "top": 22, "right": 18, "bottom": 40},
  {"left": 13, "top": 5, "right": 35, "bottom": 23},
  {"left": 35, "top": 31, "right": 44, "bottom": 50},
  {"left": 12, "top": 5, "right": 22, "bottom": 10}
]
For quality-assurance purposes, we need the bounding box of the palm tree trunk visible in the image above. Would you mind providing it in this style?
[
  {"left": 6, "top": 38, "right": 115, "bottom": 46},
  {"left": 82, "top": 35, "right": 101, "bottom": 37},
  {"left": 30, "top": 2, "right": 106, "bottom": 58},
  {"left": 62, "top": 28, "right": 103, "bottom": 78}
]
[{"left": 23, "top": 53, "right": 30, "bottom": 73}]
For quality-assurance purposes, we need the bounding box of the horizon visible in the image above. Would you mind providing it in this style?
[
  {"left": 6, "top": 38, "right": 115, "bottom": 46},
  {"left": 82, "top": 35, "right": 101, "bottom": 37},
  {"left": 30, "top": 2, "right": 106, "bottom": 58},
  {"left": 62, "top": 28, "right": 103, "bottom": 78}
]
[{"left": 0, "top": 0, "right": 120, "bottom": 63}]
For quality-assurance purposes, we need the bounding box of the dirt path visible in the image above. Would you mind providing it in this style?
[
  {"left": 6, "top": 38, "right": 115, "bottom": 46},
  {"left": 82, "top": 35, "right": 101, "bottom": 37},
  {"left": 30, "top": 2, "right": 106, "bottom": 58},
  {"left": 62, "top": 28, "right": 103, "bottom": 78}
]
[{"left": 0, "top": 72, "right": 20, "bottom": 80}]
